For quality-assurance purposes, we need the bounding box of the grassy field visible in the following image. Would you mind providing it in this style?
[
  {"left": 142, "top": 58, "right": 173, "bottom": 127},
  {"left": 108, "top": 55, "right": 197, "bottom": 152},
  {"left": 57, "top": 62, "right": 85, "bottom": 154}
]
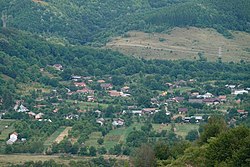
[
  {"left": 0, "top": 119, "right": 17, "bottom": 141},
  {"left": 0, "top": 154, "right": 86, "bottom": 167},
  {"left": 44, "top": 126, "right": 67, "bottom": 147},
  {"left": 85, "top": 123, "right": 198, "bottom": 150},
  {"left": 106, "top": 27, "right": 250, "bottom": 62},
  {"left": 17, "top": 82, "right": 50, "bottom": 95},
  {"left": 0, "top": 154, "right": 129, "bottom": 167},
  {"left": 153, "top": 123, "right": 199, "bottom": 138}
]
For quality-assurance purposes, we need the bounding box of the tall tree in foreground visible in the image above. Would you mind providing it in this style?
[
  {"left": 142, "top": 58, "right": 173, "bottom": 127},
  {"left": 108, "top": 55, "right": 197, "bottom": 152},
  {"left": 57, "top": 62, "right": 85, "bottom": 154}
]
[
  {"left": 130, "top": 144, "right": 156, "bottom": 167},
  {"left": 199, "top": 115, "right": 227, "bottom": 144}
]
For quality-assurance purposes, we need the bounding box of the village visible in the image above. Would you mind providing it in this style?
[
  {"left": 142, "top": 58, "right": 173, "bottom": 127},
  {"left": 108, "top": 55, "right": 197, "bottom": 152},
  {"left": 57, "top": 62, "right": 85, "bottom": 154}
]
[{"left": 1, "top": 63, "right": 249, "bottom": 148}]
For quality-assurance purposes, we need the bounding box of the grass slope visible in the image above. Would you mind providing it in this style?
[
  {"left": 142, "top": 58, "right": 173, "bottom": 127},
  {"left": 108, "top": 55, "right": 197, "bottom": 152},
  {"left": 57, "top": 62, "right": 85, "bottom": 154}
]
[
  {"left": 44, "top": 126, "right": 66, "bottom": 148},
  {"left": 106, "top": 27, "right": 250, "bottom": 62}
]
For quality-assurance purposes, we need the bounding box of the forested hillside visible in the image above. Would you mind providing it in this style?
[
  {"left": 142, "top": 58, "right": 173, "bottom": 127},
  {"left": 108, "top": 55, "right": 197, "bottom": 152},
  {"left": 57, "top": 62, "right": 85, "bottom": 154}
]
[{"left": 1, "top": 0, "right": 249, "bottom": 44}]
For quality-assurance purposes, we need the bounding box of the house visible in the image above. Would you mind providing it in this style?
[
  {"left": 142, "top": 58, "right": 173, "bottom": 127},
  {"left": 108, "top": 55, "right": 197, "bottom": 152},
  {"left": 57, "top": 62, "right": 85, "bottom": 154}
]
[
  {"left": 112, "top": 118, "right": 125, "bottom": 126},
  {"left": 76, "top": 88, "right": 94, "bottom": 94},
  {"left": 218, "top": 95, "right": 227, "bottom": 102},
  {"left": 183, "top": 117, "right": 191, "bottom": 123},
  {"left": 191, "top": 92, "right": 199, "bottom": 96},
  {"left": 94, "top": 110, "right": 102, "bottom": 116},
  {"left": 127, "top": 106, "right": 138, "bottom": 110},
  {"left": 109, "top": 90, "right": 121, "bottom": 97},
  {"left": 82, "top": 76, "right": 92, "bottom": 80},
  {"left": 74, "top": 82, "right": 86, "bottom": 87},
  {"left": 13, "top": 100, "right": 22, "bottom": 111},
  {"left": 71, "top": 75, "right": 81, "bottom": 81},
  {"left": 192, "top": 116, "right": 203, "bottom": 123},
  {"left": 6, "top": 132, "right": 18, "bottom": 145},
  {"left": 65, "top": 114, "right": 79, "bottom": 120},
  {"left": 35, "top": 113, "right": 44, "bottom": 119},
  {"left": 237, "top": 110, "right": 248, "bottom": 114},
  {"left": 97, "top": 80, "right": 105, "bottom": 83},
  {"left": 235, "top": 99, "right": 241, "bottom": 104},
  {"left": 183, "top": 116, "right": 203, "bottom": 123},
  {"left": 87, "top": 96, "right": 95, "bottom": 102},
  {"left": 225, "top": 85, "right": 236, "bottom": 89},
  {"left": 197, "top": 92, "right": 213, "bottom": 99},
  {"left": 28, "top": 111, "right": 36, "bottom": 117},
  {"left": 53, "top": 64, "right": 63, "bottom": 71},
  {"left": 232, "top": 90, "right": 248, "bottom": 95},
  {"left": 100, "top": 83, "right": 113, "bottom": 90},
  {"left": 131, "top": 110, "right": 143, "bottom": 115},
  {"left": 188, "top": 99, "right": 203, "bottom": 104},
  {"left": 17, "top": 104, "right": 29, "bottom": 112},
  {"left": 53, "top": 108, "right": 59, "bottom": 113},
  {"left": 172, "top": 97, "right": 185, "bottom": 103},
  {"left": 142, "top": 108, "right": 157, "bottom": 114},
  {"left": 178, "top": 108, "right": 188, "bottom": 114},
  {"left": 96, "top": 118, "right": 105, "bottom": 126},
  {"left": 121, "top": 86, "right": 130, "bottom": 93},
  {"left": 203, "top": 98, "right": 221, "bottom": 105}
]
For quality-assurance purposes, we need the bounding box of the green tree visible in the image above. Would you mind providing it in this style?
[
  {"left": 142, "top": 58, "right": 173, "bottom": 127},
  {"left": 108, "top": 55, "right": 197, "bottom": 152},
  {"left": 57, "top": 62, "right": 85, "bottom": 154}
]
[
  {"left": 154, "top": 141, "right": 169, "bottom": 160},
  {"left": 199, "top": 116, "right": 227, "bottom": 144},
  {"left": 205, "top": 126, "right": 250, "bottom": 167},
  {"left": 97, "top": 138, "right": 104, "bottom": 145},
  {"left": 131, "top": 144, "right": 156, "bottom": 167},
  {"left": 186, "top": 130, "right": 199, "bottom": 141},
  {"left": 89, "top": 146, "right": 97, "bottom": 156}
]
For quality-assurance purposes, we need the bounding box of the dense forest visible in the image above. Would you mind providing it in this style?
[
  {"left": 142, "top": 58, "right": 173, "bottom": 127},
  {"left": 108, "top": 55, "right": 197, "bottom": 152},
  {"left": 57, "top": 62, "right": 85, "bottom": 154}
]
[{"left": 0, "top": 0, "right": 249, "bottom": 44}]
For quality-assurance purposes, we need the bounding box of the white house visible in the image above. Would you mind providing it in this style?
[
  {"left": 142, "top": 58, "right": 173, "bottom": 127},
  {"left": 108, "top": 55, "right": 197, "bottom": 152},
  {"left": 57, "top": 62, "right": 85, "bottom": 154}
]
[
  {"left": 96, "top": 118, "right": 105, "bottom": 126},
  {"left": 35, "top": 113, "right": 44, "bottom": 119},
  {"left": 197, "top": 92, "right": 213, "bottom": 99},
  {"left": 232, "top": 90, "right": 248, "bottom": 95},
  {"left": 112, "top": 118, "right": 125, "bottom": 126},
  {"left": 6, "top": 132, "right": 18, "bottom": 145},
  {"left": 17, "top": 104, "right": 29, "bottom": 112}
]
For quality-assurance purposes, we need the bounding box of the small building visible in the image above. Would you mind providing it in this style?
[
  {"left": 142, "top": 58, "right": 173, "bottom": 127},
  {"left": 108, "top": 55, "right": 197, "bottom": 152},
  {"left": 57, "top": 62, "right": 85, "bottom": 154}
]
[
  {"left": 197, "top": 92, "right": 213, "bottom": 99},
  {"left": 203, "top": 98, "right": 221, "bottom": 105},
  {"left": 97, "top": 80, "right": 105, "bottom": 83},
  {"left": 96, "top": 118, "right": 105, "bottom": 126},
  {"left": 237, "top": 110, "right": 248, "bottom": 114},
  {"left": 142, "top": 108, "right": 157, "bottom": 114},
  {"left": 109, "top": 90, "right": 121, "bottom": 97},
  {"left": 188, "top": 99, "right": 203, "bottom": 104},
  {"left": 53, "top": 64, "right": 63, "bottom": 71},
  {"left": 178, "top": 108, "right": 188, "bottom": 114},
  {"left": 232, "top": 90, "right": 248, "bottom": 95},
  {"left": 6, "top": 132, "right": 18, "bottom": 145},
  {"left": 112, "top": 118, "right": 125, "bottom": 126},
  {"left": 17, "top": 104, "right": 29, "bottom": 112},
  {"left": 76, "top": 88, "right": 94, "bottom": 94},
  {"left": 218, "top": 95, "right": 227, "bottom": 102},
  {"left": 35, "top": 113, "right": 44, "bottom": 119},
  {"left": 100, "top": 83, "right": 113, "bottom": 90},
  {"left": 28, "top": 111, "right": 36, "bottom": 117},
  {"left": 74, "top": 82, "right": 86, "bottom": 87},
  {"left": 121, "top": 86, "right": 130, "bottom": 93},
  {"left": 172, "top": 97, "right": 185, "bottom": 103}
]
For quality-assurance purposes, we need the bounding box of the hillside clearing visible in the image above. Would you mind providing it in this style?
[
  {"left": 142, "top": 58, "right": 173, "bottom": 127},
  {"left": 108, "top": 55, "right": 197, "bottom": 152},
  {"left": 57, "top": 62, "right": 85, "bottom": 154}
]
[
  {"left": 106, "top": 27, "right": 250, "bottom": 62},
  {"left": 44, "top": 127, "right": 70, "bottom": 147},
  {"left": 54, "top": 127, "right": 72, "bottom": 143}
]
